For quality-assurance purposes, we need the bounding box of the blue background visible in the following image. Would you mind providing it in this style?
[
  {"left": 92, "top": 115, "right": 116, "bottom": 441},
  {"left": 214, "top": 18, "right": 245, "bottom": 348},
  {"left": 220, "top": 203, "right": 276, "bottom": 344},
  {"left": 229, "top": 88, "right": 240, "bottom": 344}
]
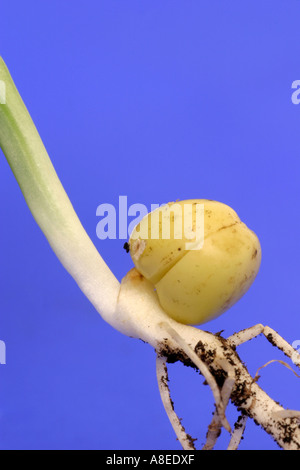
[{"left": 0, "top": 0, "right": 300, "bottom": 450}]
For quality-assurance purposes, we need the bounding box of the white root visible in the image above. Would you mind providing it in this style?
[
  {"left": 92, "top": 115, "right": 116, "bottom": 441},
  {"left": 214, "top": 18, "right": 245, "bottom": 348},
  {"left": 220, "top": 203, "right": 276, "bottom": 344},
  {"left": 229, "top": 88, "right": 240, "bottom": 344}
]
[
  {"left": 158, "top": 321, "right": 231, "bottom": 433},
  {"left": 228, "top": 324, "right": 300, "bottom": 370},
  {"left": 227, "top": 415, "right": 248, "bottom": 450},
  {"left": 273, "top": 410, "right": 300, "bottom": 422},
  {"left": 254, "top": 359, "right": 300, "bottom": 381},
  {"left": 156, "top": 355, "right": 196, "bottom": 450},
  {"left": 202, "top": 375, "right": 235, "bottom": 450},
  {"left": 116, "top": 270, "right": 300, "bottom": 450}
]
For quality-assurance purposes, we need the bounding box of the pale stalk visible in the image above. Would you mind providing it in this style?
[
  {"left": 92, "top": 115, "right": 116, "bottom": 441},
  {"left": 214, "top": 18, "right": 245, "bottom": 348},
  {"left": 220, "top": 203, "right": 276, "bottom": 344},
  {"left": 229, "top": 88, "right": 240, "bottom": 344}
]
[{"left": 0, "top": 57, "right": 121, "bottom": 329}]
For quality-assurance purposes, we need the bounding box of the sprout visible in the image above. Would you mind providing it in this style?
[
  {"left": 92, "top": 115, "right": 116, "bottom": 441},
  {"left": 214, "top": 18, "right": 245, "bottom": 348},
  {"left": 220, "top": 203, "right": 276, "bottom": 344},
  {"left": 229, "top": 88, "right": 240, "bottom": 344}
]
[{"left": 1, "top": 57, "right": 299, "bottom": 450}]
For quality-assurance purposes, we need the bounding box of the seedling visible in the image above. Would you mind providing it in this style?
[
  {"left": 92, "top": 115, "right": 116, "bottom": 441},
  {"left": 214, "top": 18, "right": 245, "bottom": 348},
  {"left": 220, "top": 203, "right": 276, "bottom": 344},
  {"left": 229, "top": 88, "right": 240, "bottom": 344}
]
[{"left": 0, "top": 57, "right": 299, "bottom": 450}]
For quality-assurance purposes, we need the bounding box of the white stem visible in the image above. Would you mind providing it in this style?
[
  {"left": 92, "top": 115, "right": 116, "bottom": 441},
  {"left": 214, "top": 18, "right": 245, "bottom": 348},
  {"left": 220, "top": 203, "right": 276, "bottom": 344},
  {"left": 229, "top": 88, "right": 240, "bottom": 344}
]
[{"left": 0, "top": 57, "right": 120, "bottom": 328}]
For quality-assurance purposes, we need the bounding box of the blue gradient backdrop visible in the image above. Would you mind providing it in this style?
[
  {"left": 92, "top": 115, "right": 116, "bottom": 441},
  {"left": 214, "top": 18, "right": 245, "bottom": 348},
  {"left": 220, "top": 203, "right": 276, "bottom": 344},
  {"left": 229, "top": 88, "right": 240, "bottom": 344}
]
[{"left": 0, "top": 0, "right": 300, "bottom": 450}]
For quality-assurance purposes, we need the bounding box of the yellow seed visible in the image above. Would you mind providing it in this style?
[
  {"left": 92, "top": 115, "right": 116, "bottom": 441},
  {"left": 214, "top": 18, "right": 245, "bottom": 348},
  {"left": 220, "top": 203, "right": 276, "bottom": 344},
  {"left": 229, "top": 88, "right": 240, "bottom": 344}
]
[{"left": 128, "top": 200, "right": 261, "bottom": 325}]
